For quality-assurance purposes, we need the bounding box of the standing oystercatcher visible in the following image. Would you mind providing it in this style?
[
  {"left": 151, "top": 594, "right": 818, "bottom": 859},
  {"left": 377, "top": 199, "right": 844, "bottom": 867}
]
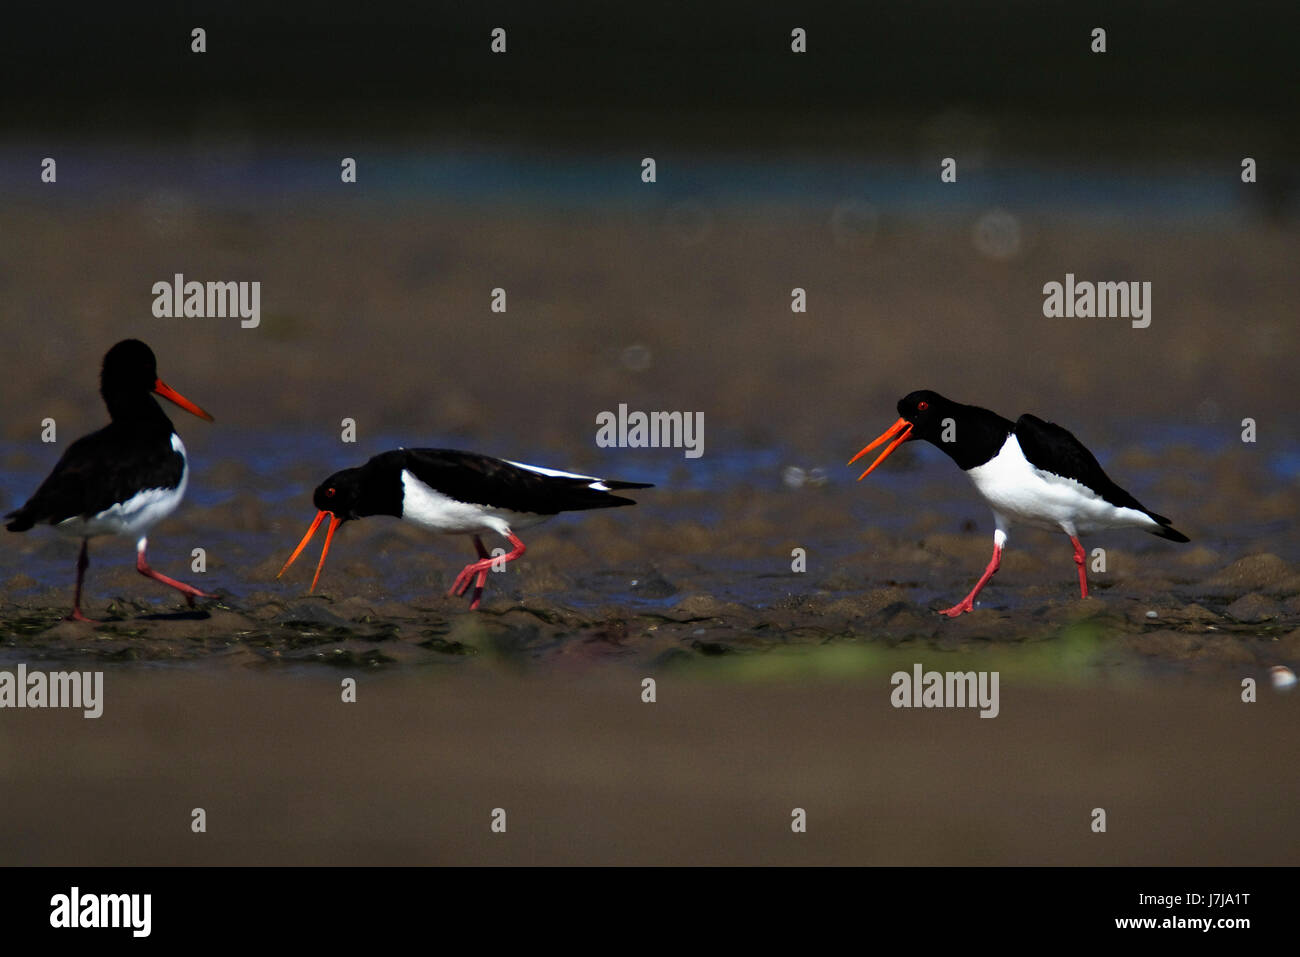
[
  {"left": 277, "top": 448, "right": 653, "bottom": 609},
  {"left": 5, "top": 339, "right": 214, "bottom": 621},
  {"left": 849, "top": 390, "right": 1189, "bottom": 616}
]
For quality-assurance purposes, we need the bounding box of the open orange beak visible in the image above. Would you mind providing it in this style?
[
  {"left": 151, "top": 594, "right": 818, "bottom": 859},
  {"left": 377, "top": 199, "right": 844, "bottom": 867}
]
[
  {"left": 277, "top": 510, "right": 342, "bottom": 592},
  {"left": 153, "top": 378, "right": 214, "bottom": 422},
  {"left": 848, "top": 417, "right": 914, "bottom": 480}
]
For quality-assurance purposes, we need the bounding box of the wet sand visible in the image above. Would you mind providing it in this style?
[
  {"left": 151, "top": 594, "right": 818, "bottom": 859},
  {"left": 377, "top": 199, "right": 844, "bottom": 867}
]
[
  {"left": 2, "top": 542, "right": 1299, "bottom": 676},
  {"left": 2, "top": 437, "right": 1297, "bottom": 675}
]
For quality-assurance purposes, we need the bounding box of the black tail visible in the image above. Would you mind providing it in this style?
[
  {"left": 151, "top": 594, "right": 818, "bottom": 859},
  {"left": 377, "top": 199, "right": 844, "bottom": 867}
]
[
  {"left": 1145, "top": 512, "right": 1189, "bottom": 543},
  {"left": 560, "top": 485, "right": 653, "bottom": 511},
  {"left": 5, "top": 509, "right": 34, "bottom": 533},
  {"left": 540, "top": 477, "right": 654, "bottom": 512}
]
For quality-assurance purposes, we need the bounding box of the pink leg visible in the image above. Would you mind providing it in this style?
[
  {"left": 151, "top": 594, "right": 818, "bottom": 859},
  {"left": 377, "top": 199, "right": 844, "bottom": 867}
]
[
  {"left": 468, "top": 536, "right": 491, "bottom": 609},
  {"left": 137, "top": 539, "right": 212, "bottom": 607},
  {"left": 448, "top": 537, "right": 487, "bottom": 598},
  {"left": 939, "top": 542, "right": 1003, "bottom": 617},
  {"left": 64, "top": 538, "right": 98, "bottom": 623},
  {"left": 447, "top": 532, "right": 526, "bottom": 610},
  {"left": 1069, "top": 535, "right": 1088, "bottom": 599}
]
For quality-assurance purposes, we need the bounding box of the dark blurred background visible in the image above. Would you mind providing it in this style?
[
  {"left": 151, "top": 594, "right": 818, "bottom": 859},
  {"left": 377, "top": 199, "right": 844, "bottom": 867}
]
[{"left": 5, "top": 2, "right": 1297, "bottom": 149}]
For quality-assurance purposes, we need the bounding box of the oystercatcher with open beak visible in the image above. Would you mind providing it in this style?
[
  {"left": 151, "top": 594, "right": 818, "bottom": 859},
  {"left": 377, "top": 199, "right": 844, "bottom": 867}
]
[
  {"left": 849, "top": 390, "right": 1189, "bottom": 616},
  {"left": 5, "top": 339, "right": 215, "bottom": 621},
  {"left": 277, "top": 449, "right": 653, "bottom": 609}
]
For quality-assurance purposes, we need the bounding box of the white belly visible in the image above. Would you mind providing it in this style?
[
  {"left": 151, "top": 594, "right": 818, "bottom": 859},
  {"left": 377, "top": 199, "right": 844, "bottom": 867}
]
[
  {"left": 400, "top": 469, "right": 552, "bottom": 536},
  {"left": 965, "top": 435, "right": 1156, "bottom": 535}
]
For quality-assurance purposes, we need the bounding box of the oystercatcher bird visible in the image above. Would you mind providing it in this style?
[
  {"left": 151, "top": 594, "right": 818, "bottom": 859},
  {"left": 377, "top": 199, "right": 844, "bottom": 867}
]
[
  {"left": 5, "top": 339, "right": 215, "bottom": 622},
  {"left": 277, "top": 449, "right": 653, "bottom": 609},
  {"left": 849, "top": 390, "right": 1189, "bottom": 616}
]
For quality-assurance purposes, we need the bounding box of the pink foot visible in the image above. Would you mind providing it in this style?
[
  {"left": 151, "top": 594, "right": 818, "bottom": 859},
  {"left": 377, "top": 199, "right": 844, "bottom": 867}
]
[
  {"left": 446, "top": 533, "right": 526, "bottom": 609},
  {"left": 448, "top": 558, "right": 494, "bottom": 598}
]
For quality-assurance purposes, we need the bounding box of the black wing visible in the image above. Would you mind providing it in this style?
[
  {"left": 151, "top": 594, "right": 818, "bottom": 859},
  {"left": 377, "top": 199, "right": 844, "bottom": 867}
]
[
  {"left": 5, "top": 423, "right": 185, "bottom": 531},
  {"left": 1013, "top": 414, "right": 1163, "bottom": 518},
  {"left": 388, "top": 448, "right": 652, "bottom": 514}
]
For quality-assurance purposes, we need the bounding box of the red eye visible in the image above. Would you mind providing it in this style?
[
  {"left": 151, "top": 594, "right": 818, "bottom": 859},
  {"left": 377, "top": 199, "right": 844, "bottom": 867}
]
[
  {"left": 326, "top": 488, "right": 336, "bottom": 498},
  {"left": 917, "top": 401, "right": 929, "bottom": 412}
]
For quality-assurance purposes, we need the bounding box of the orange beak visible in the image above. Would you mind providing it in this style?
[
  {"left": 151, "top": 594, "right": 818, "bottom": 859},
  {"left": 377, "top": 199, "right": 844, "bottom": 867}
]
[
  {"left": 277, "top": 510, "right": 342, "bottom": 592},
  {"left": 153, "top": 378, "right": 214, "bottom": 422},
  {"left": 848, "top": 417, "right": 914, "bottom": 480}
]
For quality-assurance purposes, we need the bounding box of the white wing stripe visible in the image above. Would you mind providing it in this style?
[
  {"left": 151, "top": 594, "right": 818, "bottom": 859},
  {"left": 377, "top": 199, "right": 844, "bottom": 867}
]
[{"left": 503, "top": 459, "right": 601, "bottom": 482}]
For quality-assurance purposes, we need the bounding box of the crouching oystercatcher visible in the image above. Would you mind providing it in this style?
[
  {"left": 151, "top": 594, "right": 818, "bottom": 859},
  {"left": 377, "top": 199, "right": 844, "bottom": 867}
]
[
  {"left": 5, "top": 339, "right": 215, "bottom": 621},
  {"left": 849, "top": 390, "right": 1189, "bottom": 616},
  {"left": 277, "top": 448, "right": 653, "bottom": 609}
]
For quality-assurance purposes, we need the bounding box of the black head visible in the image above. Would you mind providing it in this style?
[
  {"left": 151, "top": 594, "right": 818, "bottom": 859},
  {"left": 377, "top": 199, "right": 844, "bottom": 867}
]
[
  {"left": 100, "top": 339, "right": 214, "bottom": 423},
  {"left": 310, "top": 457, "right": 403, "bottom": 521},
  {"left": 278, "top": 461, "right": 400, "bottom": 592},
  {"left": 895, "top": 389, "right": 959, "bottom": 444},
  {"left": 850, "top": 389, "right": 1015, "bottom": 478},
  {"left": 101, "top": 339, "right": 158, "bottom": 397},
  {"left": 312, "top": 468, "right": 368, "bottom": 520}
]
